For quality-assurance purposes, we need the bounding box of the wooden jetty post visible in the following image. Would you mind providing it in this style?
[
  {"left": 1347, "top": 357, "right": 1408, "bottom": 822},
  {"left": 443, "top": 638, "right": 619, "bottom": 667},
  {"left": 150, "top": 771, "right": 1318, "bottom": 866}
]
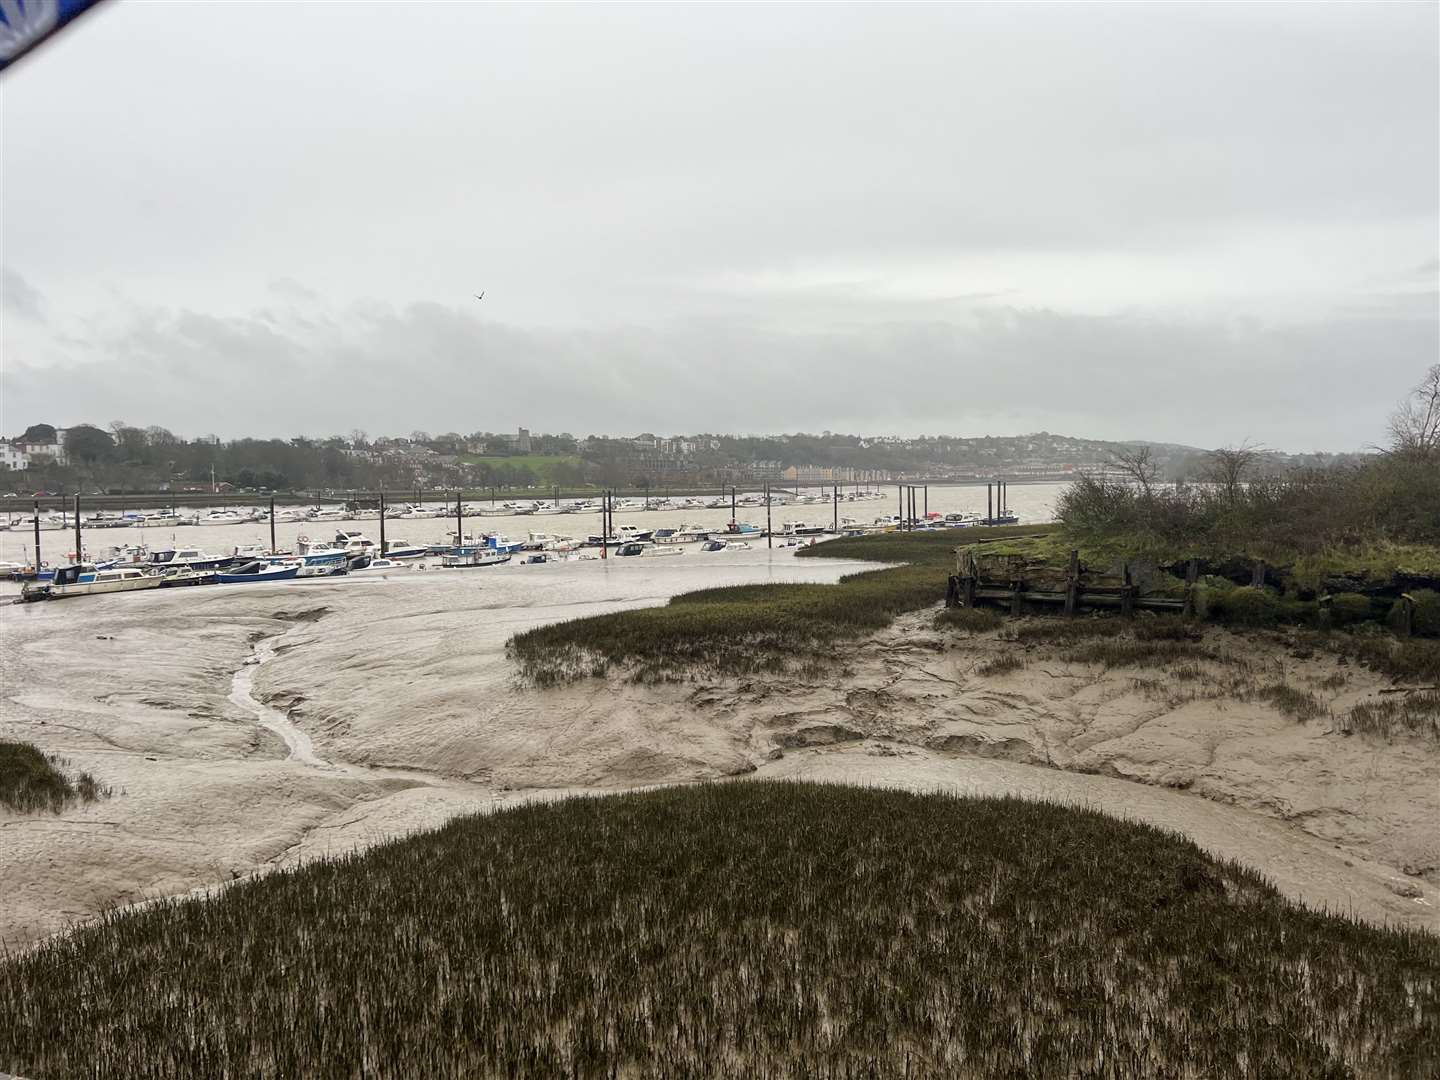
[
  {"left": 923, "top": 485, "right": 928, "bottom": 520},
  {"left": 454, "top": 492, "right": 463, "bottom": 548},
  {"left": 987, "top": 483, "right": 993, "bottom": 523},
  {"left": 766, "top": 482, "right": 772, "bottom": 548},
  {"left": 1182, "top": 558, "right": 1199, "bottom": 616},
  {"left": 378, "top": 493, "right": 386, "bottom": 555},
  {"left": 732, "top": 485, "right": 738, "bottom": 528},
  {"left": 73, "top": 494, "right": 82, "bottom": 563},
  {"left": 32, "top": 498, "right": 41, "bottom": 571},
  {"left": 269, "top": 495, "right": 277, "bottom": 554},
  {"left": 897, "top": 484, "right": 903, "bottom": 527},
  {"left": 832, "top": 486, "right": 838, "bottom": 533},
  {"left": 1120, "top": 563, "right": 1135, "bottom": 618},
  {"left": 1064, "top": 549, "right": 1080, "bottom": 617}
]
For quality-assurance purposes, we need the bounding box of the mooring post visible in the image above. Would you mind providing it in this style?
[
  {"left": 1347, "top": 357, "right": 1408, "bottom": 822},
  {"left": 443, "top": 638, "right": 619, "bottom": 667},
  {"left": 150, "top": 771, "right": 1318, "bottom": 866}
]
[
  {"left": 963, "top": 551, "right": 978, "bottom": 609},
  {"left": 378, "top": 492, "right": 386, "bottom": 555},
  {"left": 897, "top": 484, "right": 903, "bottom": 528},
  {"left": 1064, "top": 549, "right": 1079, "bottom": 617},
  {"left": 455, "top": 493, "right": 463, "bottom": 548},
  {"left": 832, "top": 486, "right": 838, "bottom": 533},
  {"left": 32, "top": 498, "right": 41, "bottom": 572},
  {"left": 766, "top": 482, "right": 772, "bottom": 548},
  {"left": 987, "top": 483, "right": 993, "bottom": 523},
  {"left": 923, "top": 484, "right": 928, "bottom": 520},
  {"left": 1121, "top": 563, "right": 1135, "bottom": 618},
  {"left": 73, "top": 493, "right": 82, "bottom": 563},
  {"left": 269, "top": 495, "right": 277, "bottom": 554}
]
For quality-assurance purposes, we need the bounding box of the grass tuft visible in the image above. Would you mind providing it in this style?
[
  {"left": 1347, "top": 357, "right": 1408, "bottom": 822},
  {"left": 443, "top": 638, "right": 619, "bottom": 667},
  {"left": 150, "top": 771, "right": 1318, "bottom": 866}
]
[
  {"left": 0, "top": 741, "right": 110, "bottom": 815},
  {"left": 1345, "top": 692, "right": 1440, "bottom": 741}
]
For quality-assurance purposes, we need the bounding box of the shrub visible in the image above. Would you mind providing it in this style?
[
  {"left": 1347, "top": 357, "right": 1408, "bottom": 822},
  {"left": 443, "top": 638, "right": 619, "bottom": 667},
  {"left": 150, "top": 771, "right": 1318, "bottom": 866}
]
[
  {"left": 1329, "top": 592, "right": 1375, "bottom": 626},
  {"left": 1212, "top": 587, "right": 1284, "bottom": 627}
]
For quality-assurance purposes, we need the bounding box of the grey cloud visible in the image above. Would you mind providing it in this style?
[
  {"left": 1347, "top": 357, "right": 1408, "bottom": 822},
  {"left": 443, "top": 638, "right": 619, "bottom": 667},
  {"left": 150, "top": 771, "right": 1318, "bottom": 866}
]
[
  {"left": 2, "top": 299, "right": 1431, "bottom": 453},
  {"left": 2, "top": 267, "right": 45, "bottom": 321}
]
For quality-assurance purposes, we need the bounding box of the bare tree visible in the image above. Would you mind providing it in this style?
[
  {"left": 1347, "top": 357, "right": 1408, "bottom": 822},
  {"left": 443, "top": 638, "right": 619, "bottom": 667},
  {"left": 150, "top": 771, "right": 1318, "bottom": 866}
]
[
  {"left": 1204, "top": 440, "right": 1265, "bottom": 501},
  {"left": 1388, "top": 364, "right": 1440, "bottom": 460},
  {"left": 1109, "top": 445, "right": 1159, "bottom": 497}
]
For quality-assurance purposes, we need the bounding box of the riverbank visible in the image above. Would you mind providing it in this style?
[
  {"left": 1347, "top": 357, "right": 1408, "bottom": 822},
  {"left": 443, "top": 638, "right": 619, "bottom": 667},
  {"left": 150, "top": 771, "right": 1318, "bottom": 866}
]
[{"left": 2, "top": 554, "right": 1434, "bottom": 949}]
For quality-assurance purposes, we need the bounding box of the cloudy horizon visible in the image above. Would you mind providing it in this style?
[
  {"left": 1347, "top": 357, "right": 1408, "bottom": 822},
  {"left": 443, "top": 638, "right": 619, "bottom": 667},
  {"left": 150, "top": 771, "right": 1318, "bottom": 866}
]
[{"left": 3, "top": 2, "right": 1436, "bottom": 451}]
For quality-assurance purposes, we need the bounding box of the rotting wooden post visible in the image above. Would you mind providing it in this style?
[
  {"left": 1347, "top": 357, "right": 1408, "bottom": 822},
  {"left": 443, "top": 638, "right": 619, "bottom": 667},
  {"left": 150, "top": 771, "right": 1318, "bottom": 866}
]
[
  {"left": 1010, "top": 577, "right": 1024, "bottom": 618},
  {"left": 1182, "top": 558, "right": 1199, "bottom": 616},
  {"left": 963, "top": 552, "right": 978, "bottom": 609},
  {"left": 945, "top": 574, "right": 960, "bottom": 608},
  {"left": 1251, "top": 559, "right": 1266, "bottom": 588},
  {"left": 1064, "top": 549, "right": 1079, "bottom": 617},
  {"left": 1121, "top": 563, "right": 1135, "bottom": 618},
  {"left": 1317, "top": 594, "right": 1333, "bottom": 630},
  {"left": 1397, "top": 593, "right": 1415, "bottom": 638}
]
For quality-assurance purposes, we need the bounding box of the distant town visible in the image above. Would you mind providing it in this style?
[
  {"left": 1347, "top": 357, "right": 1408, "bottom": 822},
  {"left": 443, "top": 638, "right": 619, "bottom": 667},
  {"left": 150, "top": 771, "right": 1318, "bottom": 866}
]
[{"left": 1, "top": 422, "right": 1356, "bottom": 495}]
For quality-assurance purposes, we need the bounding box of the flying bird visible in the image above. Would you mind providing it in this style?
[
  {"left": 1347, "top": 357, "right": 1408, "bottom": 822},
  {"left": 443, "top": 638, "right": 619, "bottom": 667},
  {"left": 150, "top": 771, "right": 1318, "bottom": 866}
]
[{"left": 474, "top": 291, "right": 485, "bottom": 301}]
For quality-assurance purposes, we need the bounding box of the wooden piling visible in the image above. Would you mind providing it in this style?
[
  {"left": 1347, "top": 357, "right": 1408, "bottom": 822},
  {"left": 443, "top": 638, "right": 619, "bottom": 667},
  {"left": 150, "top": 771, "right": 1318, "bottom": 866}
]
[
  {"left": 1064, "top": 550, "right": 1079, "bottom": 616},
  {"left": 73, "top": 493, "right": 82, "bottom": 563},
  {"left": 1251, "top": 560, "right": 1266, "bottom": 588},
  {"left": 1010, "top": 577, "right": 1023, "bottom": 617},
  {"left": 32, "top": 498, "right": 41, "bottom": 571},
  {"left": 1120, "top": 563, "right": 1135, "bottom": 618},
  {"left": 269, "top": 495, "right": 277, "bottom": 554},
  {"left": 987, "top": 483, "right": 993, "bottom": 522},
  {"left": 766, "top": 482, "right": 772, "bottom": 548},
  {"left": 455, "top": 493, "right": 463, "bottom": 548}
]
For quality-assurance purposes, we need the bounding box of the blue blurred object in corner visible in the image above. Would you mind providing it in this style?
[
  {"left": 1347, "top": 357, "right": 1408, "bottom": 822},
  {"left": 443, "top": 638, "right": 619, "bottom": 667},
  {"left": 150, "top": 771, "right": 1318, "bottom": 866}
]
[{"left": 1, "top": 0, "right": 106, "bottom": 72}]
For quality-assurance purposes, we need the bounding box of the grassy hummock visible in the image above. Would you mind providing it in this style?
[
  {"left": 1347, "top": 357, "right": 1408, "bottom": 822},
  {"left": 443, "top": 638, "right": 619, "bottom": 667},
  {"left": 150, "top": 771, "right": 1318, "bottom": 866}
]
[
  {"left": 0, "top": 741, "right": 108, "bottom": 815},
  {"left": 2, "top": 782, "right": 1436, "bottom": 1078},
  {"left": 508, "top": 524, "right": 1057, "bottom": 684}
]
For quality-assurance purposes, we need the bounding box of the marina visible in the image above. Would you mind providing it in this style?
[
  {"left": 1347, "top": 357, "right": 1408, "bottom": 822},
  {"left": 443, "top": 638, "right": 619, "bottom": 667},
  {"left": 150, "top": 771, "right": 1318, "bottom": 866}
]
[{"left": 2, "top": 483, "right": 1057, "bottom": 599}]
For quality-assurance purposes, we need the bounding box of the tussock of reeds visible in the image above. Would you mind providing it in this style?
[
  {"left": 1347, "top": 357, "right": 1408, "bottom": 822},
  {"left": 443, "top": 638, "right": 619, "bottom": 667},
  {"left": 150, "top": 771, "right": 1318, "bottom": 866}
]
[
  {"left": 2, "top": 783, "right": 1436, "bottom": 1078},
  {"left": 0, "top": 741, "right": 109, "bottom": 815},
  {"left": 932, "top": 606, "right": 1001, "bottom": 633},
  {"left": 1345, "top": 691, "right": 1440, "bottom": 741}
]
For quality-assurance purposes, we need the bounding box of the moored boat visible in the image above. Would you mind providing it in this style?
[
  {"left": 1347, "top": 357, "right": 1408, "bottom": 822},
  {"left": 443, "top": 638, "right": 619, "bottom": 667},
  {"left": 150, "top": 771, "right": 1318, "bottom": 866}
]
[
  {"left": 216, "top": 561, "right": 301, "bottom": 584},
  {"left": 22, "top": 564, "right": 164, "bottom": 600}
]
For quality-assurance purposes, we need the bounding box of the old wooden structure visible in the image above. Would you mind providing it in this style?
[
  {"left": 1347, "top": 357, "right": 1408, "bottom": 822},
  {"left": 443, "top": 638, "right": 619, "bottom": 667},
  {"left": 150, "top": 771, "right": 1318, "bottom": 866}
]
[{"left": 945, "top": 546, "right": 1193, "bottom": 616}]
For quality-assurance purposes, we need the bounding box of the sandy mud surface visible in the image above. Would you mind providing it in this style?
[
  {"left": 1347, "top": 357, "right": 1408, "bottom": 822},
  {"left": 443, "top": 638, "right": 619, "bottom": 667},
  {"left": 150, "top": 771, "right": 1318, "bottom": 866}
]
[{"left": 3, "top": 553, "right": 1435, "bottom": 945}]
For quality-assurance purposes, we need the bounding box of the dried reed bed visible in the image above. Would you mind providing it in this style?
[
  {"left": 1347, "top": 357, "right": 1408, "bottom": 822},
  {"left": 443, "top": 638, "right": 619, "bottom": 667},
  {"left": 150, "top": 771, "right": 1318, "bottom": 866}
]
[{"left": 2, "top": 783, "right": 1436, "bottom": 1078}]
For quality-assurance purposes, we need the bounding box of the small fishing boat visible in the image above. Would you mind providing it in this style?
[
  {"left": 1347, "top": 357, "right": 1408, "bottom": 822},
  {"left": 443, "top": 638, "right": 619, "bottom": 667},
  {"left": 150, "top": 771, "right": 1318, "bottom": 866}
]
[
  {"left": 348, "top": 556, "right": 399, "bottom": 572},
  {"left": 23, "top": 564, "right": 164, "bottom": 600},
  {"left": 217, "top": 561, "right": 301, "bottom": 584},
  {"left": 441, "top": 548, "right": 511, "bottom": 568}
]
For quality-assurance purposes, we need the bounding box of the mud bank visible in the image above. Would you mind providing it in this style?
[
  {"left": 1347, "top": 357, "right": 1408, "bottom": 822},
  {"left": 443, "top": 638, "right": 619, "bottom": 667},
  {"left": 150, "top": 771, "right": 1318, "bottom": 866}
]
[{"left": 3, "top": 559, "right": 1435, "bottom": 945}]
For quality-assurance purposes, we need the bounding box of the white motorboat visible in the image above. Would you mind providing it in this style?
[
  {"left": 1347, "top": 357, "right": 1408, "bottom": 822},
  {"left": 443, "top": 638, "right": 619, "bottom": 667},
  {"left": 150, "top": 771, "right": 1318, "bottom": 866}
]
[
  {"left": 23, "top": 564, "right": 164, "bottom": 600},
  {"left": 334, "top": 530, "right": 376, "bottom": 556},
  {"left": 377, "top": 541, "right": 428, "bottom": 560},
  {"left": 349, "top": 557, "right": 400, "bottom": 572},
  {"left": 143, "top": 547, "right": 231, "bottom": 571},
  {"left": 441, "top": 548, "right": 511, "bottom": 568}
]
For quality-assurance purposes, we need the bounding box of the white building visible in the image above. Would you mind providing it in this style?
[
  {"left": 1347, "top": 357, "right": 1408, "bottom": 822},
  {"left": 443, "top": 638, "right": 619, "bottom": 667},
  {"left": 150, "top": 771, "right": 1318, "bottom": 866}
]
[{"left": 0, "top": 441, "right": 31, "bottom": 470}]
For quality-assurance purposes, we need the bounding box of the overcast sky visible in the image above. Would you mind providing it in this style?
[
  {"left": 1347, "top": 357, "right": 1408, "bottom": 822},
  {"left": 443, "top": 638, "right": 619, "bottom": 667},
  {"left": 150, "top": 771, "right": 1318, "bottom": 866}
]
[{"left": 2, "top": 1, "right": 1436, "bottom": 451}]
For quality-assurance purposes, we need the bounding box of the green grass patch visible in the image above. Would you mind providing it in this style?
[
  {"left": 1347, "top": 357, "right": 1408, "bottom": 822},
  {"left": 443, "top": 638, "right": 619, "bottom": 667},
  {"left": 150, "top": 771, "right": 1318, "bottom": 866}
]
[
  {"left": 0, "top": 741, "right": 109, "bottom": 815},
  {"left": 3, "top": 782, "right": 1435, "bottom": 1078}
]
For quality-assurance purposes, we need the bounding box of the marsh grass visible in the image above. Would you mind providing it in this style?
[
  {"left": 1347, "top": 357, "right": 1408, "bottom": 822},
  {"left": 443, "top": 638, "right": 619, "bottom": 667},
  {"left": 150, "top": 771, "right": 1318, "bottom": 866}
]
[
  {"left": 1345, "top": 692, "right": 1440, "bottom": 741},
  {"left": 1255, "top": 683, "right": 1331, "bottom": 722},
  {"left": 509, "top": 526, "right": 1058, "bottom": 685},
  {"left": 932, "top": 606, "right": 1001, "bottom": 633},
  {"left": 0, "top": 741, "right": 109, "bottom": 815},
  {"left": 976, "top": 653, "right": 1025, "bottom": 676},
  {"left": 1063, "top": 638, "right": 1214, "bottom": 669},
  {"left": 2, "top": 782, "right": 1436, "bottom": 1079}
]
